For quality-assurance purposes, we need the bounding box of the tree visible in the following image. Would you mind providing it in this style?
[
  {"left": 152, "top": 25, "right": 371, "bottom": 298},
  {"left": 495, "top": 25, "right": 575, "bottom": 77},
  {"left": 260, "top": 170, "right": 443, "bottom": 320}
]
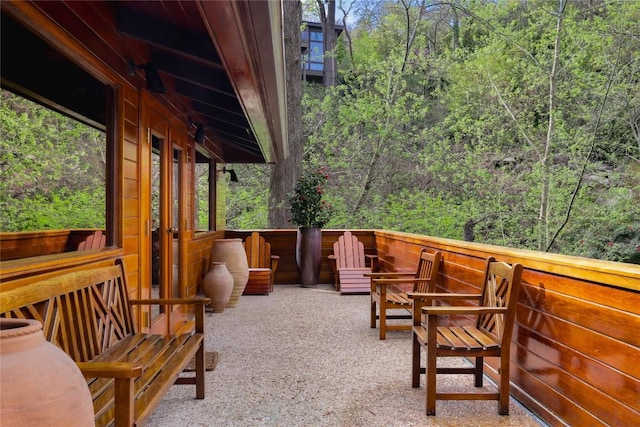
[
  {"left": 268, "top": 0, "right": 303, "bottom": 228},
  {"left": 317, "top": 0, "right": 338, "bottom": 86}
]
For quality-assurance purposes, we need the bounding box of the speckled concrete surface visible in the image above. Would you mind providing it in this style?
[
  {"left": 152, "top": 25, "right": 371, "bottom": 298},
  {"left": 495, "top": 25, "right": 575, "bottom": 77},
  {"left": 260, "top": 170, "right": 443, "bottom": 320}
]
[{"left": 147, "top": 284, "right": 545, "bottom": 427}]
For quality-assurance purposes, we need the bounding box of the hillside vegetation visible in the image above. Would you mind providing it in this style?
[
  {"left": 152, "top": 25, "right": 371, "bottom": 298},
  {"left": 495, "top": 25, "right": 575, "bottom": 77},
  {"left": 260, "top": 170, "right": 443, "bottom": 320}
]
[{"left": 227, "top": 0, "right": 640, "bottom": 264}]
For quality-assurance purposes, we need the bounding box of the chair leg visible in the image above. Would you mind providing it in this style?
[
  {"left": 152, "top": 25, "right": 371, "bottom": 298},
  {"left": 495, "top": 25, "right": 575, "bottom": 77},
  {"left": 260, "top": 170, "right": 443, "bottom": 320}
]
[
  {"left": 370, "top": 298, "right": 377, "bottom": 329},
  {"left": 379, "top": 300, "right": 387, "bottom": 340},
  {"left": 474, "top": 356, "right": 484, "bottom": 387},
  {"left": 425, "top": 343, "right": 437, "bottom": 416},
  {"left": 498, "top": 355, "right": 510, "bottom": 415},
  {"left": 411, "top": 332, "right": 421, "bottom": 388}
]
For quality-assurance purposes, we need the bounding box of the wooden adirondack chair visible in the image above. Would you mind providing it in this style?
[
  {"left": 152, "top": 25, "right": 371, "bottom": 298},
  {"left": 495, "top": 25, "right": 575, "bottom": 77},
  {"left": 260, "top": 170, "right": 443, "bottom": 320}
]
[
  {"left": 328, "top": 231, "right": 378, "bottom": 294},
  {"left": 409, "top": 256, "right": 523, "bottom": 416},
  {"left": 242, "top": 232, "right": 279, "bottom": 295},
  {"left": 77, "top": 230, "right": 106, "bottom": 250},
  {"left": 367, "top": 249, "right": 441, "bottom": 340}
]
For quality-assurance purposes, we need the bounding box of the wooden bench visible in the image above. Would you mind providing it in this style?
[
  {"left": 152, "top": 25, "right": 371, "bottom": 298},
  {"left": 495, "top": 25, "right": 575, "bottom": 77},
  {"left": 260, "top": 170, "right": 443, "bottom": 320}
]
[{"left": 0, "top": 259, "right": 210, "bottom": 427}]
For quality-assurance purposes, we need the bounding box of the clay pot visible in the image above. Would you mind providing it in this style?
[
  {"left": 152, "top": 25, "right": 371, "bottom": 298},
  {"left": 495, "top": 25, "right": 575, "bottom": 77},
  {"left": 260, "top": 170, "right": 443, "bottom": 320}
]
[
  {"left": 0, "top": 318, "right": 94, "bottom": 426},
  {"left": 210, "top": 238, "right": 249, "bottom": 307},
  {"left": 202, "top": 262, "right": 234, "bottom": 312}
]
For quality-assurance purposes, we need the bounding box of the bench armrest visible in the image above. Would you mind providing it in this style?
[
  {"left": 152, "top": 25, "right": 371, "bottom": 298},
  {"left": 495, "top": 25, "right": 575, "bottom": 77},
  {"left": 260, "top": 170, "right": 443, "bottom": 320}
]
[
  {"left": 129, "top": 297, "right": 209, "bottom": 333},
  {"left": 77, "top": 361, "right": 143, "bottom": 378},
  {"left": 129, "top": 296, "right": 210, "bottom": 305}
]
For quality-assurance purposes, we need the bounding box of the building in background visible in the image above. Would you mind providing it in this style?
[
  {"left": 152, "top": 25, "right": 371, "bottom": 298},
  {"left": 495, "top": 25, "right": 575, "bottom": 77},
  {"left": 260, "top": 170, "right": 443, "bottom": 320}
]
[{"left": 301, "top": 21, "right": 344, "bottom": 83}]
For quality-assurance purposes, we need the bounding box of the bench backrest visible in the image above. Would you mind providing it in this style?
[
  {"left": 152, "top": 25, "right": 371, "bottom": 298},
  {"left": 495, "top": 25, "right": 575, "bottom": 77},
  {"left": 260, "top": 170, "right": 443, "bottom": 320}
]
[{"left": 0, "top": 260, "right": 135, "bottom": 362}]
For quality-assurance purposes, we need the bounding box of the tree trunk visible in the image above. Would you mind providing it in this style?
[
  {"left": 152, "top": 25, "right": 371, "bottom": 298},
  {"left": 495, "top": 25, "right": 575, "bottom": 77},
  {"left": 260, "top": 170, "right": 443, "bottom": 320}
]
[
  {"left": 538, "top": 0, "right": 566, "bottom": 251},
  {"left": 318, "top": 0, "right": 337, "bottom": 86},
  {"left": 268, "top": 0, "right": 303, "bottom": 228}
]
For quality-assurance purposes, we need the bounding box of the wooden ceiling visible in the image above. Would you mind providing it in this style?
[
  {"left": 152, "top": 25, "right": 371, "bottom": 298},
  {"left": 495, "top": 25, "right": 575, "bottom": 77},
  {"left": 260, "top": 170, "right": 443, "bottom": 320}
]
[{"left": 0, "top": 0, "right": 287, "bottom": 163}]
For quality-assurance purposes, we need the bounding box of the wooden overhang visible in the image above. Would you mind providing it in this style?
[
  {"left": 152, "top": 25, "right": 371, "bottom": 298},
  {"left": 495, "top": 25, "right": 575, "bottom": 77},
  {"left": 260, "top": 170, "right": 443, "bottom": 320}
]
[{"left": 1, "top": 0, "right": 288, "bottom": 164}]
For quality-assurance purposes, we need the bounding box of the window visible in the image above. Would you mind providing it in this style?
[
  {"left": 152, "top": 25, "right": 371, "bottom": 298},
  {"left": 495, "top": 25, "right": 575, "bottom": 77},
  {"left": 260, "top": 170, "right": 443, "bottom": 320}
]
[
  {"left": 0, "top": 90, "right": 107, "bottom": 234},
  {"left": 1, "top": 13, "right": 115, "bottom": 257},
  {"left": 302, "top": 25, "right": 324, "bottom": 74}
]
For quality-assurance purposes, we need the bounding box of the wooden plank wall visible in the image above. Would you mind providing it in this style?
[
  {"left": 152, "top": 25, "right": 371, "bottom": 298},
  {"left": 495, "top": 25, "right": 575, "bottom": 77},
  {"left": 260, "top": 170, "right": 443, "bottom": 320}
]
[
  {"left": 0, "top": 230, "right": 103, "bottom": 260},
  {"left": 373, "top": 230, "right": 640, "bottom": 427}
]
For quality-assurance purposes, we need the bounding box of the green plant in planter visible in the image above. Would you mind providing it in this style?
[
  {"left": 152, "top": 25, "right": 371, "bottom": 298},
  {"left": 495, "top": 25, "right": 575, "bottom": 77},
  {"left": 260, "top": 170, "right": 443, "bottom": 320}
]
[{"left": 288, "top": 166, "right": 333, "bottom": 228}]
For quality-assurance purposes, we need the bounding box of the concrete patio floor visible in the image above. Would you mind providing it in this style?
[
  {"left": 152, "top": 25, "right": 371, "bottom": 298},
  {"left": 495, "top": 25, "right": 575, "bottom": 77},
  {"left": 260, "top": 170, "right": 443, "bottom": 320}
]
[{"left": 147, "top": 284, "right": 546, "bottom": 427}]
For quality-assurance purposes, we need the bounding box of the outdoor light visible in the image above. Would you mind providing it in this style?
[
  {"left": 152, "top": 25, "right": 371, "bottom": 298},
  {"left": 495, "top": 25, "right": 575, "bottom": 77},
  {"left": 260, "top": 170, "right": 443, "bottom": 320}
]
[
  {"left": 223, "top": 167, "right": 238, "bottom": 183},
  {"left": 128, "top": 60, "right": 165, "bottom": 93},
  {"left": 194, "top": 122, "right": 205, "bottom": 144},
  {"left": 189, "top": 117, "right": 206, "bottom": 144}
]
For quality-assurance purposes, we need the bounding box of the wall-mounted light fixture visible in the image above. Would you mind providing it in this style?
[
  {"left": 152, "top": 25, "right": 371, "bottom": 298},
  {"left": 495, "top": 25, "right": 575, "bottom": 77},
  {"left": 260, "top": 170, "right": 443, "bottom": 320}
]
[
  {"left": 223, "top": 167, "right": 238, "bottom": 182},
  {"left": 188, "top": 117, "right": 206, "bottom": 144},
  {"left": 128, "top": 60, "right": 165, "bottom": 93}
]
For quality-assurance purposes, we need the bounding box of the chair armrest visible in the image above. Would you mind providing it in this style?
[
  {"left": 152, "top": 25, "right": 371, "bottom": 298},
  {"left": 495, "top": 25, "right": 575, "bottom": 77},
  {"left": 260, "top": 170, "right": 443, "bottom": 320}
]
[
  {"left": 407, "top": 292, "right": 481, "bottom": 301},
  {"left": 364, "top": 271, "right": 413, "bottom": 278},
  {"left": 365, "top": 254, "right": 379, "bottom": 271},
  {"left": 422, "top": 306, "right": 508, "bottom": 316},
  {"left": 270, "top": 256, "right": 279, "bottom": 276},
  {"left": 77, "top": 361, "right": 143, "bottom": 378},
  {"left": 372, "top": 278, "right": 430, "bottom": 284}
]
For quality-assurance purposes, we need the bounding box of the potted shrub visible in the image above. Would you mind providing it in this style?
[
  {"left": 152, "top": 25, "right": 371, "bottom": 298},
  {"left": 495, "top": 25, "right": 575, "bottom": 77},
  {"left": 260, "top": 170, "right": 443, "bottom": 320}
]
[{"left": 288, "top": 166, "right": 333, "bottom": 287}]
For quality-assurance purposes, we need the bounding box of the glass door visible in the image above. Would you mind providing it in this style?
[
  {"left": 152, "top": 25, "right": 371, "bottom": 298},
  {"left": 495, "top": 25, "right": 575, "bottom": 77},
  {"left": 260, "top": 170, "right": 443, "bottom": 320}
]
[{"left": 149, "top": 133, "right": 183, "bottom": 332}]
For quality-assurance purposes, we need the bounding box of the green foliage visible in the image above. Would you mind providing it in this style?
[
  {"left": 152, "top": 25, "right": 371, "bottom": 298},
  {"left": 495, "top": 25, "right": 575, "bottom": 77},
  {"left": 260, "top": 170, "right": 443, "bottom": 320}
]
[
  {"left": 287, "top": 166, "right": 333, "bottom": 228},
  {"left": 264, "top": 0, "right": 639, "bottom": 264},
  {"left": 223, "top": 163, "right": 271, "bottom": 230},
  {"left": 1, "top": 90, "right": 106, "bottom": 231}
]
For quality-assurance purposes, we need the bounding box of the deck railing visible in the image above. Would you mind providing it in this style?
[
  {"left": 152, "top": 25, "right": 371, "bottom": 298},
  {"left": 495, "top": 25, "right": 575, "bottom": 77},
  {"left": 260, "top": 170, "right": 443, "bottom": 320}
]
[{"left": 2, "top": 228, "right": 639, "bottom": 426}]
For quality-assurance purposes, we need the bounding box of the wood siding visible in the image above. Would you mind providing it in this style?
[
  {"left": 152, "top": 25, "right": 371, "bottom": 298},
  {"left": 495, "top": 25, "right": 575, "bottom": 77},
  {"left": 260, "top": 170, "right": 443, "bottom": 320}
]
[{"left": 0, "top": 2, "right": 218, "bottom": 333}]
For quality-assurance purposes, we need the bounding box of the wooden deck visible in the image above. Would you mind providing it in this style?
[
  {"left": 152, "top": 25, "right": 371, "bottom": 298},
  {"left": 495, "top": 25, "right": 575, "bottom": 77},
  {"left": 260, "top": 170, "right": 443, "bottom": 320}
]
[{"left": 2, "top": 228, "right": 639, "bottom": 426}]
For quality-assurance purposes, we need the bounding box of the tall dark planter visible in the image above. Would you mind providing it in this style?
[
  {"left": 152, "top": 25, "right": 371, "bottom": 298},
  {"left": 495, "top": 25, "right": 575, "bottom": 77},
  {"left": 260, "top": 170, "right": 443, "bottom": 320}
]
[{"left": 296, "top": 227, "right": 322, "bottom": 287}]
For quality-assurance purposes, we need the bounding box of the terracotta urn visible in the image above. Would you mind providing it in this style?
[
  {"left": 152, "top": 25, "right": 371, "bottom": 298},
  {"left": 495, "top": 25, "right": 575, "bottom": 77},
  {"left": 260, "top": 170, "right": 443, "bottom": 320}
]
[
  {"left": 202, "top": 262, "right": 234, "bottom": 312},
  {"left": 0, "top": 318, "right": 94, "bottom": 426},
  {"left": 210, "top": 238, "right": 249, "bottom": 307}
]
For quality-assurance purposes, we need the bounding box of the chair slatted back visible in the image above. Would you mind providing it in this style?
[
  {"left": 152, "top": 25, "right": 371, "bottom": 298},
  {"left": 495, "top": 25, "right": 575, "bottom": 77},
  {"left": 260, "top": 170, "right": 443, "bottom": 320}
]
[
  {"left": 413, "top": 249, "right": 442, "bottom": 293},
  {"left": 477, "top": 256, "right": 523, "bottom": 344},
  {"left": 78, "top": 230, "right": 106, "bottom": 250},
  {"left": 333, "top": 231, "right": 366, "bottom": 269},
  {"left": 0, "top": 260, "right": 135, "bottom": 362},
  {"left": 244, "top": 231, "right": 272, "bottom": 269}
]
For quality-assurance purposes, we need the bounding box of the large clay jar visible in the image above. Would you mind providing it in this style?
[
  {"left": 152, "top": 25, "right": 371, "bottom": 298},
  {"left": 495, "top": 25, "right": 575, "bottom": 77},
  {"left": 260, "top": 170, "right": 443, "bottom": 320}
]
[
  {"left": 296, "top": 227, "right": 322, "bottom": 287},
  {"left": 0, "top": 318, "right": 94, "bottom": 426},
  {"left": 210, "top": 238, "right": 249, "bottom": 307},
  {"left": 202, "top": 262, "right": 234, "bottom": 312}
]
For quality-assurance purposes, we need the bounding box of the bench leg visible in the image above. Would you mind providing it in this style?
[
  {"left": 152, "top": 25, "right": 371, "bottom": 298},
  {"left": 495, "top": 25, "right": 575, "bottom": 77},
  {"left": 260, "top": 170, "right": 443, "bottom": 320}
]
[
  {"left": 114, "top": 377, "right": 135, "bottom": 427},
  {"left": 195, "top": 345, "right": 205, "bottom": 399}
]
